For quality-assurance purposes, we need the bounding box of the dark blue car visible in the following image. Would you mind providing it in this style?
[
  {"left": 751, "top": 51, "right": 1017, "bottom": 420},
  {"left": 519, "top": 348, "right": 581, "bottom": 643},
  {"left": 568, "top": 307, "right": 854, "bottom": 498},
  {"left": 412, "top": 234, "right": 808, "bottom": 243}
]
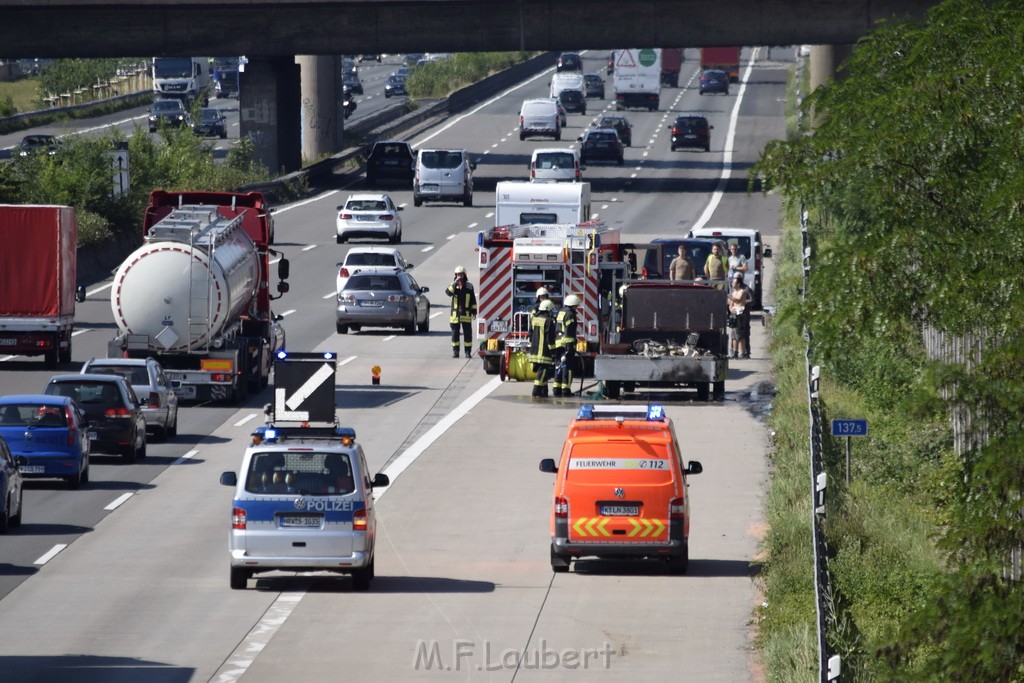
[{"left": 0, "top": 394, "right": 91, "bottom": 488}]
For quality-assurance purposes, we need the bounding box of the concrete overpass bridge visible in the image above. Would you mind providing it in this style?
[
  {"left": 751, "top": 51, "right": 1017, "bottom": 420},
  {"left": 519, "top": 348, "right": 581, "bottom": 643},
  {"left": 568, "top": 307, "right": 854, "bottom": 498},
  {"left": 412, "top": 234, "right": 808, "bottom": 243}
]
[{"left": 2, "top": 0, "right": 940, "bottom": 171}]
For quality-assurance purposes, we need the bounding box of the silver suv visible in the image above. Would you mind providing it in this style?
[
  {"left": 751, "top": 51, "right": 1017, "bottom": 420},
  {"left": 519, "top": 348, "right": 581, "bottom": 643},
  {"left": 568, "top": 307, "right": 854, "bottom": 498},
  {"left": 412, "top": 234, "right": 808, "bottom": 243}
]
[
  {"left": 219, "top": 426, "right": 390, "bottom": 590},
  {"left": 81, "top": 358, "right": 179, "bottom": 441}
]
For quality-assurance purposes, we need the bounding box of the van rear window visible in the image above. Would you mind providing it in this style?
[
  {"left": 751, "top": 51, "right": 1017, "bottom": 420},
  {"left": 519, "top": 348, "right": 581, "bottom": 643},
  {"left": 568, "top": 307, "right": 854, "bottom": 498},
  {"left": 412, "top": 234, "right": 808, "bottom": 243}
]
[
  {"left": 566, "top": 443, "right": 674, "bottom": 482},
  {"left": 246, "top": 451, "right": 355, "bottom": 495},
  {"left": 420, "top": 151, "right": 463, "bottom": 169}
]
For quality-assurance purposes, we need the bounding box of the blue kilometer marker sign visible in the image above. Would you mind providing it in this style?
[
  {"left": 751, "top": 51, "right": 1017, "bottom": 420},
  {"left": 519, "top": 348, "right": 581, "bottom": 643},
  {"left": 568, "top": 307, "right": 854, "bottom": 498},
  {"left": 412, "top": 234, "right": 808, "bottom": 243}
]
[{"left": 831, "top": 419, "right": 868, "bottom": 436}]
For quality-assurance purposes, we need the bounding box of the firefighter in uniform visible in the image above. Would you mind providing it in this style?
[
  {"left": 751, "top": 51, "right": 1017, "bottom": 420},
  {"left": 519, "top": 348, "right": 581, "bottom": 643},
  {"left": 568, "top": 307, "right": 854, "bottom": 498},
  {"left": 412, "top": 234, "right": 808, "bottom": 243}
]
[
  {"left": 552, "top": 294, "right": 581, "bottom": 397},
  {"left": 445, "top": 265, "right": 477, "bottom": 358},
  {"left": 528, "top": 299, "right": 557, "bottom": 398},
  {"left": 530, "top": 287, "right": 550, "bottom": 316}
]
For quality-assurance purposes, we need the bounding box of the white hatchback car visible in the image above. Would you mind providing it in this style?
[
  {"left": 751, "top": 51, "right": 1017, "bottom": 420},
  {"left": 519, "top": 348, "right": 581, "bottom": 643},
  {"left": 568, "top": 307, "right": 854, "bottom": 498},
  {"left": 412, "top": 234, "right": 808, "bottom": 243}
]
[
  {"left": 336, "top": 246, "right": 414, "bottom": 293},
  {"left": 336, "top": 193, "right": 403, "bottom": 244}
]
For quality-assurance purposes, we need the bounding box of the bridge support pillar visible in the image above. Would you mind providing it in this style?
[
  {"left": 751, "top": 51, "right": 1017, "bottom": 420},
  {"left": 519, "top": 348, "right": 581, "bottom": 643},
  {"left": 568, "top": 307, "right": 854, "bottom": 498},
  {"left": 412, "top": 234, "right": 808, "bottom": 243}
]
[
  {"left": 296, "top": 56, "right": 344, "bottom": 164},
  {"left": 239, "top": 57, "right": 301, "bottom": 174},
  {"left": 808, "top": 44, "right": 854, "bottom": 122}
]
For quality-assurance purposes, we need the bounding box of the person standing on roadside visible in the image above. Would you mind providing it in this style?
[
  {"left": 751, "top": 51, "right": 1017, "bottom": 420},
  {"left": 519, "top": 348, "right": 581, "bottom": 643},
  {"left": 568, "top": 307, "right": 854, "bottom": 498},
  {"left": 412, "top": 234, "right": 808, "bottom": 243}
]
[
  {"left": 669, "top": 245, "right": 695, "bottom": 281},
  {"left": 527, "top": 299, "right": 557, "bottom": 398},
  {"left": 727, "top": 242, "right": 748, "bottom": 283},
  {"left": 704, "top": 243, "right": 728, "bottom": 283},
  {"left": 552, "top": 294, "right": 581, "bottom": 397},
  {"left": 446, "top": 265, "right": 477, "bottom": 359},
  {"left": 728, "top": 272, "right": 752, "bottom": 358}
]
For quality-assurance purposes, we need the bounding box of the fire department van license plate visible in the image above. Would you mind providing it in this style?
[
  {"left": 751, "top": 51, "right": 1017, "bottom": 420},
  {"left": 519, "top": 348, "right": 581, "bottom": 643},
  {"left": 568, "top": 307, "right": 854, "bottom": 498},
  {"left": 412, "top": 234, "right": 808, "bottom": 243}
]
[
  {"left": 0, "top": 338, "right": 15, "bottom": 346},
  {"left": 87, "top": 431, "right": 98, "bottom": 440},
  {"left": 280, "top": 515, "right": 322, "bottom": 528},
  {"left": 176, "top": 385, "right": 197, "bottom": 400},
  {"left": 19, "top": 466, "right": 45, "bottom": 474},
  {"left": 490, "top": 321, "right": 508, "bottom": 332},
  {"left": 601, "top": 505, "right": 639, "bottom": 516}
]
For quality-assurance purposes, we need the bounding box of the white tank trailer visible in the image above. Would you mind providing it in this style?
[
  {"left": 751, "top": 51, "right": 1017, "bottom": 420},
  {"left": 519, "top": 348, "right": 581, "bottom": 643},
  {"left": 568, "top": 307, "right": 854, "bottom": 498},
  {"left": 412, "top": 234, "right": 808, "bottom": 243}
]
[{"left": 111, "top": 206, "right": 260, "bottom": 353}]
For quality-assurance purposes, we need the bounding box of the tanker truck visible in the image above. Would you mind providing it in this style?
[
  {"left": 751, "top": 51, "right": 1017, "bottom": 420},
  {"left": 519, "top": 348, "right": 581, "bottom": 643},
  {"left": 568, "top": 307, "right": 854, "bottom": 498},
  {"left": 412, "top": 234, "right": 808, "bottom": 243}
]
[{"left": 108, "top": 191, "right": 289, "bottom": 403}]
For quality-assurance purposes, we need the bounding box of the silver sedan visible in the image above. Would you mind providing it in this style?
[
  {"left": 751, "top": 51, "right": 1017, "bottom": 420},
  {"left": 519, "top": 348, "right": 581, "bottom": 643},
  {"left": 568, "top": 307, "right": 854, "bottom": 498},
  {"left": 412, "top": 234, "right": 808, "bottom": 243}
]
[{"left": 335, "top": 268, "right": 430, "bottom": 335}]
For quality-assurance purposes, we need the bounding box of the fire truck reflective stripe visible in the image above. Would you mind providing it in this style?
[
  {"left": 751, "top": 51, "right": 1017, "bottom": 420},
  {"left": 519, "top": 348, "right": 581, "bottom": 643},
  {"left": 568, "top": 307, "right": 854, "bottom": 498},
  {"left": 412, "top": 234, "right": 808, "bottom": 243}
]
[
  {"left": 572, "top": 517, "right": 612, "bottom": 537},
  {"left": 627, "top": 518, "right": 667, "bottom": 538},
  {"left": 477, "top": 246, "right": 513, "bottom": 340}
]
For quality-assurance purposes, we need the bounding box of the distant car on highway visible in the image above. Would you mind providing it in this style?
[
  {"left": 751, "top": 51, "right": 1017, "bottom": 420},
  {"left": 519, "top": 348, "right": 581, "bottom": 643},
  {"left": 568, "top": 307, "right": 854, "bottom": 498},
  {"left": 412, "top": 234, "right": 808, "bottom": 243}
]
[
  {"left": 556, "top": 52, "right": 582, "bottom": 72},
  {"left": 335, "top": 268, "right": 430, "bottom": 335},
  {"left": 384, "top": 74, "right": 407, "bottom": 98},
  {"left": 192, "top": 108, "right": 227, "bottom": 139},
  {"left": 336, "top": 193, "right": 403, "bottom": 244},
  {"left": 577, "top": 128, "right": 624, "bottom": 166},
  {"left": 364, "top": 140, "right": 416, "bottom": 186},
  {"left": 15, "top": 134, "right": 61, "bottom": 157},
  {"left": 343, "top": 72, "right": 364, "bottom": 95},
  {"left": 583, "top": 73, "right": 606, "bottom": 99},
  {"left": 336, "top": 246, "right": 414, "bottom": 292},
  {"left": 80, "top": 357, "right": 179, "bottom": 441},
  {"left": 699, "top": 68, "right": 730, "bottom": 95},
  {"left": 594, "top": 114, "right": 632, "bottom": 147},
  {"left": 148, "top": 99, "right": 190, "bottom": 132},
  {"left": 43, "top": 374, "right": 147, "bottom": 462}
]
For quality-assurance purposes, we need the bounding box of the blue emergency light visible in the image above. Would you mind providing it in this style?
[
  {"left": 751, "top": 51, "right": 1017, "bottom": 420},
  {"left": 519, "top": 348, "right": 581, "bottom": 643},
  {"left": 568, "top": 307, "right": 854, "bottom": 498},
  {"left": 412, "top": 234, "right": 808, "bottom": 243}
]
[
  {"left": 276, "top": 350, "right": 288, "bottom": 360},
  {"left": 647, "top": 404, "right": 665, "bottom": 421},
  {"left": 576, "top": 405, "right": 595, "bottom": 420},
  {"left": 575, "top": 404, "right": 666, "bottom": 422},
  {"left": 477, "top": 232, "right": 484, "bottom": 247}
]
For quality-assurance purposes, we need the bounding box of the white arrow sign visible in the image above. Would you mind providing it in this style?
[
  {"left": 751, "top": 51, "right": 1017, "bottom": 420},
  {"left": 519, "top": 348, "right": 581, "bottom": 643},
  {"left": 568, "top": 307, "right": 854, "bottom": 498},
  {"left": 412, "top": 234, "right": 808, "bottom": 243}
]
[{"left": 274, "top": 362, "right": 335, "bottom": 421}]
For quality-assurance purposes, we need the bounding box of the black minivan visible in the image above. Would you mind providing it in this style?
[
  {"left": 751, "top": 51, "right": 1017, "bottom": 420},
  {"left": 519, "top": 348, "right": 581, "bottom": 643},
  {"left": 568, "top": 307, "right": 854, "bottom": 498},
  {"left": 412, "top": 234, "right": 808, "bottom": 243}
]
[{"left": 669, "top": 115, "right": 713, "bottom": 152}]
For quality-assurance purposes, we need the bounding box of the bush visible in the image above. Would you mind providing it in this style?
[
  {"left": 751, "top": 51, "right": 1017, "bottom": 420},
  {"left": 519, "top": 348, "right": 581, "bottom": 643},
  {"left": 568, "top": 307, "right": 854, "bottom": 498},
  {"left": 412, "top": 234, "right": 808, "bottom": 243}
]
[
  {"left": 0, "top": 95, "right": 15, "bottom": 117},
  {"left": 406, "top": 52, "right": 534, "bottom": 99}
]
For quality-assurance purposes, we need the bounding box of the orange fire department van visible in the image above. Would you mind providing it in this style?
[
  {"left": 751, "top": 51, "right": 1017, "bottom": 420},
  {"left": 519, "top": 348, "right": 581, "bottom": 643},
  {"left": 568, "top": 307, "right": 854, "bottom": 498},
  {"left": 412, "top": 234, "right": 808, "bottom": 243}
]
[{"left": 539, "top": 404, "right": 702, "bottom": 574}]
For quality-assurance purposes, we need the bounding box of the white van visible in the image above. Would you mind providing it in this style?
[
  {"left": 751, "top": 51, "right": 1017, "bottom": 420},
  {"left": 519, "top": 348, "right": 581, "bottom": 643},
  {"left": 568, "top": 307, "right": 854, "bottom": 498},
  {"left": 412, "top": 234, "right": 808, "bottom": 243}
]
[
  {"left": 687, "top": 226, "right": 773, "bottom": 309},
  {"left": 519, "top": 98, "right": 561, "bottom": 141},
  {"left": 495, "top": 181, "right": 591, "bottom": 226},
  {"left": 413, "top": 148, "right": 476, "bottom": 207},
  {"left": 530, "top": 148, "right": 583, "bottom": 183}
]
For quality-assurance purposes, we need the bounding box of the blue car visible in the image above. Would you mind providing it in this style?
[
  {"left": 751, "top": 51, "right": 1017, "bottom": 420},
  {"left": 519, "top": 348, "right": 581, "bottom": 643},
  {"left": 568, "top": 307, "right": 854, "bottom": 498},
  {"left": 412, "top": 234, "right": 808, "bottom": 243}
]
[{"left": 0, "top": 395, "right": 90, "bottom": 489}]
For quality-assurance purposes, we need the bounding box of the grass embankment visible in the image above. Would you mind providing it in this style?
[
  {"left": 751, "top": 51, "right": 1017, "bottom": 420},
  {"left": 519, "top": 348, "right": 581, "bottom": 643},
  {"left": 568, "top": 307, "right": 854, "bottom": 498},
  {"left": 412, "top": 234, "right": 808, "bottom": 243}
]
[{"left": 756, "top": 65, "right": 948, "bottom": 681}]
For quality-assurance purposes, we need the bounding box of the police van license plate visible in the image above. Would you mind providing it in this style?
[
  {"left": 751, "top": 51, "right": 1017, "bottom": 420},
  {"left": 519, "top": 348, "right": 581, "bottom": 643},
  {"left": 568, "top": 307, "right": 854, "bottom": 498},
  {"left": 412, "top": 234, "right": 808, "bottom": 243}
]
[
  {"left": 280, "top": 515, "right": 322, "bottom": 528},
  {"left": 19, "top": 466, "right": 45, "bottom": 474},
  {"left": 601, "top": 505, "right": 639, "bottom": 516}
]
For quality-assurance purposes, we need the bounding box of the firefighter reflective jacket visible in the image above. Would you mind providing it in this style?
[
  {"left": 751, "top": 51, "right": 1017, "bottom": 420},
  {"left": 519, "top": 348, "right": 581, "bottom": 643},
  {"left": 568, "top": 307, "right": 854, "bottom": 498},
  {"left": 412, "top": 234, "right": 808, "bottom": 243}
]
[
  {"left": 528, "top": 311, "right": 556, "bottom": 365},
  {"left": 445, "top": 282, "right": 477, "bottom": 323},
  {"left": 554, "top": 307, "right": 578, "bottom": 350}
]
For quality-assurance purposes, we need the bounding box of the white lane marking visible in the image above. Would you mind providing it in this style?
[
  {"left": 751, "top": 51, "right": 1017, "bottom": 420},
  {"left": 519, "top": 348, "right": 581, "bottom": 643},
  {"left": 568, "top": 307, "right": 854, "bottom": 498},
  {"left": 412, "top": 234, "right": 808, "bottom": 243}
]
[
  {"left": 323, "top": 292, "right": 336, "bottom": 299},
  {"left": 71, "top": 329, "right": 91, "bottom": 337},
  {"left": 382, "top": 335, "right": 397, "bottom": 342},
  {"left": 593, "top": 213, "right": 600, "bottom": 219},
  {"left": 491, "top": 143, "right": 499, "bottom": 148},
  {"left": 429, "top": 311, "right": 445, "bottom": 319},
  {"left": 338, "top": 355, "right": 357, "bottom": 366},
  {"left": 377, "top": 377, "right": 502, "bottom": 493},
  {"left": 693, "top": 48, "right": 759, "bottom": 230},
  {"left": 601, "top": 204, "right": 610, "bottom": 209},
  {"left": 272, "top": 189, "right": 339, "bottom": 215},
  {"left": 34, "top": 544, "right": 68, "bottom": 565},
  {"left": 421, "top": 246, "right": 434, "bottom": 252},
  {"left": 447, "top": 234, "right": 457, "bottom": 240},
  {"left": 280, "top": 309, "right": 296, "bottom": 317},
  {"left": 270, "top": 258, "right": 281, "bottom": 265},
  {"left": 414, "top": 67, "right": 557, "bottom": 145},
  {"left": 302, "top": 244, "right": 317, "bottom": 251},
  {"left": 234, "top": 414, "right": 257, "bottom": 427},
  {"left": 467, "top": 222, "right": 478, "bottom": 229},
  {"left": 630, "top": 173, "right": 638, "bottom": 178},
  {"left": 173, "top": 449, "right": 199, "bottom": 465},
  {"left": 211, "top": 592, "right": 306, "bottom": 683},
  {"left": 88, "top": 283, "right": 113, "bottom": 296},
  {"left": 104, "top": 492, "right": 134, "bottom": 511},
  {"left": 482, "top": 150, "right": 490, "bottom": 155},
  {"left": 484, "top": 212, "right": 494, "bottom": 219},
  {"left": 1, "top": 356, "right": 15, "bottom": 362}
]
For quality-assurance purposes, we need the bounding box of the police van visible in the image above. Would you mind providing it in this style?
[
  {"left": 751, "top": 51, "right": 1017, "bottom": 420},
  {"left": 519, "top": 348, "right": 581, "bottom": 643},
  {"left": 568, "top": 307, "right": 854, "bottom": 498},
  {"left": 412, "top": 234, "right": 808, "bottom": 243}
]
[
  {"left": 539, "top": 404, "right": 702, "bottom": 574},
  {"left": 219, "top": 352, "right": 389, "bottom": 590}
]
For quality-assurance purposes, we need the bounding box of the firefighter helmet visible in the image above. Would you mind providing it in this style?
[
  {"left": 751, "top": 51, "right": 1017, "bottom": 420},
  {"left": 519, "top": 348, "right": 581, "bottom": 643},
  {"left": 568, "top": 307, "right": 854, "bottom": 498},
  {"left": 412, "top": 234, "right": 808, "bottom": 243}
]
[
  {"left": 564, "top": 294, "right": 582, "bottom": 307},
  {"left": 539, "top": 299, "right": 555, "bottom": 311},
  {"left": 536, "top": 287, "right": 549, "bottom": 298},
  {"left": 454, "top": 265, "right": 466, "bottom": 274}
]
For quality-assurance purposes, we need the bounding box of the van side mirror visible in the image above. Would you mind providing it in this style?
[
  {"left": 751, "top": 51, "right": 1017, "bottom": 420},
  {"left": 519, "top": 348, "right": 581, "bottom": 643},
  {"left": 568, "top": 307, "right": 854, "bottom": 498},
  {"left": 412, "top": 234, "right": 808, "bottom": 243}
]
[
  {"left": 470, "top": 160, "right": 478, "bottom": 170},
  {"left": 220, "top": 471, "right": 237, "bottom": 487},
  {"left": 372, "top": 473, "right": 390, "bottom": 488},
  {"left": 686, "top": 461, "right": 703, "bottom": 475},
  {"left": 763, "top": 246, "right": 773, "bottom": 258},
  {"left": 539, "top": 458, "right": 558, "bottom": 473},
  {"left": 76, "top": 285, "right": 87, "bottom": 303}
]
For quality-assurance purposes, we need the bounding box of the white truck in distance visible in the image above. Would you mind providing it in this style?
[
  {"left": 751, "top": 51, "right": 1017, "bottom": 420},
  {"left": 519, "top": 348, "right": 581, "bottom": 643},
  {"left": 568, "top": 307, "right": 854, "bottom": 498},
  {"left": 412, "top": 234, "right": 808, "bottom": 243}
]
[
  {"left": 152, "top": 57, "right": 211, "bottom": 106},
  {"left": 495, "top": 181, "right": 591, "bottom": 227},
  {"left": 613, "top": 48, "right": 662, "bottom": 111}
]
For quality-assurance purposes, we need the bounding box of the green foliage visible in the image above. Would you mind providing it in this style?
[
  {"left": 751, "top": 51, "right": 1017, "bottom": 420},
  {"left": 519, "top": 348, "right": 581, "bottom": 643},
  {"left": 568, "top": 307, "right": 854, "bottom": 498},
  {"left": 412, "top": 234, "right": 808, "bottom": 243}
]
[
  {"left": 753, "top": 0, "right": 1024, "bottom": 678},
  {"left": 406, "top": 52, "right": 534, "bottom": 99},
  {"left": 0, "top": 95, "right": 15, "bottom": 117}
]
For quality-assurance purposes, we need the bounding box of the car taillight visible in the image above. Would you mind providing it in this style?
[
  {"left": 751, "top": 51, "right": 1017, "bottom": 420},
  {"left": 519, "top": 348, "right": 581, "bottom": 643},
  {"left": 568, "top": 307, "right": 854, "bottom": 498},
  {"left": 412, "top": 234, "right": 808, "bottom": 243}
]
[
  {"left": 575, "top": 166, "right": 581, "bottom": 180},
  {"left": 672, "top": 127, "right": 681, "bottom": 135},
  {"left": 388, "top": 294, "right": 410, "bottom": 302},
  {"left": 148, "top": 392, "right": 161, "bottom": 408},
  {"left": 64, "top": 406, "right": 77, "bottom": 446},
  {"left": 339, "top": 267, "right": 350, "bottom": 277},
  {"left": 232, "top": 507, "right": 247, "bottom": 529},
  {"left": 670, "top": 497, "right": 686, "bottom": 519},
  {"left": 211, "top": 373, "right": 229, "bottom": 382},
  {"left": 338, "top": 294, "right": 355, "bottom": 304},
  {"left": 104, "top": 407, "right": 131, "bottom": 418},
  {"left": 554, "top": 497, "right": 569, "bottom": 518},
  {"left": 339, "top": 212, "right": 352, "bottom": 219},
  {"left": 519, "top": 115, "right": 524, "bottom": 127},
  {"left": 641, "top": 266, "right": 649, "bottom": 278},
  {"left": 353, "top": 508, "right": 367, "bottom": 531},
  {"left": 378, "top": 213, "right": 394, "bottom": 220}
]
